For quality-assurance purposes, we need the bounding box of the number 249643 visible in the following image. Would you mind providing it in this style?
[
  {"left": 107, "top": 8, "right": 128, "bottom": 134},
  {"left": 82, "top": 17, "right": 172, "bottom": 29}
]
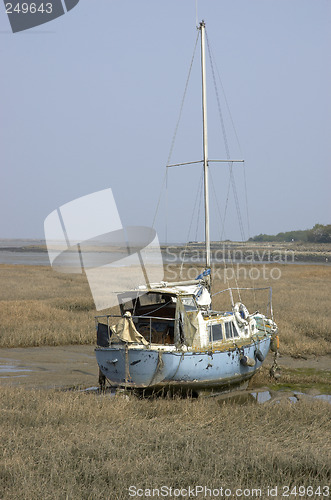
[{"left": 6, "top": 3, "right": 53, "bottom": 14}]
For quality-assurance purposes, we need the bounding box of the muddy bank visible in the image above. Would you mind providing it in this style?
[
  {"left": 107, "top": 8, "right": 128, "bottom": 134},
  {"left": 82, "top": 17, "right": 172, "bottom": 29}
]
[
  {"left": 0, "top": 346, "right": 330, "bottom": 391},
  {"left": 0, "top": 345, "right": 98, "bottom": 390}
]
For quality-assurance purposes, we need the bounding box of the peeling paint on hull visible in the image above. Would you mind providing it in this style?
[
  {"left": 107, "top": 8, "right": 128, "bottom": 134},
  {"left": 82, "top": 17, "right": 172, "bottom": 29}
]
[{"left": 95, "top": 337, "right": 271, "bottom": 391}]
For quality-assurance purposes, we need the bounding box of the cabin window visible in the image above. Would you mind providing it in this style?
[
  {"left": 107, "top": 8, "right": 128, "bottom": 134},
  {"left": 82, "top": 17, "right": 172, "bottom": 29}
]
[
  {"left": 232, "top": 322, "right": 239, "bottom": 338},
  {"left": 225, "top": 322, "right": 232, "bottom": 339},
  {"left": 181, "top": 296, "right": 197, "bottom": 311},
  {"left": 139, "top": 293, "right": 167, "bottom": 307},
  {"left": 208, "top": 323, "right": 223, "bottom": 342},
  {"left": 121, "top": 298, "right": 134, "bottom": 312},
  {"left": 225, "top": 321, "right": 240, "bottom": 339}
]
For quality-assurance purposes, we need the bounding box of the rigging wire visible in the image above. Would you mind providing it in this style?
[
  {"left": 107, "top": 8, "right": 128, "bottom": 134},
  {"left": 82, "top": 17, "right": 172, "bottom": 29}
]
[
  {"left": 194, "top": 171, "right": 204, "bottom": 242},
  {"left": 151, "top": 25, "right": 260, "bottom": 311},
  {"left": 209, "top": 167, "right": 242, "bottom": 301},
  {"left": 209, "top": 167, "right": 225, "bottom": 239},
  {"left": 180, "top": 167, "right": 204, "bottom": 278},
  {"left": 165, "top": 168, "right": 168, "bottom": 244},
  {"left": 166, "top": 31, "right": 199, "bottom": 167},
  {"left": 139, "top": 300, "right": 173, "bottom": 317},
  {"left": 206, "top": 31, "right": 246, "bottom": 242},
  {"left": 152, "top": 169, "right": 167, "bottom": 231},
  {"left": 208, "top": 43, "right": 251, "bottom": 242},
  {"left": 205, "top": 30, "right": 252, "bottom": 244},
  {"left": 151, "top": 31, "right": 200, "bottom": 242},
  {"left": 205, "top": 29, "right": 259, "bottom": 306},
  {"left": 206, "top": 30, "right": 243, "bottom": 301},
  {"left": 242, "top": 162, "right": 251, "bottom": 241},
  {"left": 206, "top": 34, "right": 244, "bottom": 157}
]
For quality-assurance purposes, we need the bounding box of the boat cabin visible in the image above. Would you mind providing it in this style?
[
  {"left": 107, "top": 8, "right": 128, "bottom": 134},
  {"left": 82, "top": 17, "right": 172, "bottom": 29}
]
[
  {"left": 96, "top": 280, "right": 260, "bottom": 350},
  {"left": 118, "top": 289, "right": 178, "bottom": 345}
]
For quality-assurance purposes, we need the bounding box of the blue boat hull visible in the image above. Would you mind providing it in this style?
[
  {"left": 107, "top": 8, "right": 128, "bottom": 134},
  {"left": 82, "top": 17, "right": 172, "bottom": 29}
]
[{"left": 95, "top": 337, "right": 271, "bottom": 392}]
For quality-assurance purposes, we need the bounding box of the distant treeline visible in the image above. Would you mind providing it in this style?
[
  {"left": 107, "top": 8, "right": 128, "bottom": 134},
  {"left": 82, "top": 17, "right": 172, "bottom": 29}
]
[{"left": 249, "top": 224, "right": 331, "bottom": 243}]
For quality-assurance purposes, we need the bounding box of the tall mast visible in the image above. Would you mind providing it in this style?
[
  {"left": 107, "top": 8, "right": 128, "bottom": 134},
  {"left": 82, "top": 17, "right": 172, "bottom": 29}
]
[{"left": 200, "top": 20, "right": 211, "bottom": 274}]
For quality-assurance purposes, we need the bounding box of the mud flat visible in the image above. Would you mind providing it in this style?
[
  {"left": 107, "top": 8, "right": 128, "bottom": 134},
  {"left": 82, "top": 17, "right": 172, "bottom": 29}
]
[
  {"left": 0, "top": 346, "right": 330, "bottom": 395},
  {"left": 1, "top": 348, "right": 330, "bottom": 500},
  {"left": 0, "top": 345, "right": 98, "bottom": 390}
]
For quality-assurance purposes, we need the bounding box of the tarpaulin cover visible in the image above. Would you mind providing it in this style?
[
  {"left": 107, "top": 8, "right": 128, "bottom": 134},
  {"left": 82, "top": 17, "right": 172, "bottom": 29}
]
[
  {"left": 176, "top": 298, "right": 201, "bottom": 347},
  {"left": 111, "top": 313, "right": 149, "bottom": 345}
]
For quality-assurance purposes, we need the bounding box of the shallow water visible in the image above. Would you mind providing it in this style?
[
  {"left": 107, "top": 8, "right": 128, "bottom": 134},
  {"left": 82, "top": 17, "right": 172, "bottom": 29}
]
[
  {"left": 0, "top": 250, "right": 51, "bottom": 266},
  {"left": 251, "top": 391, "right": 272, "bottom": 403},
  {"left": 254, "top": 390, "right": 331, "bottom": 404},
  {"left": 74, "top": 387, "right": 331, "bottom": 404},
  {"left": 0, "top": 363, "right": 33, "bottom": 374},
  {"left": 0, "top": 238, "right": 329, "bottom": 267}
]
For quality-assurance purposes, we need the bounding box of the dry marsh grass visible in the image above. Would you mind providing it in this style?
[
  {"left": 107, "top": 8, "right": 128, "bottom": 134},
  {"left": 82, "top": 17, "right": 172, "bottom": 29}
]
[
  {"left": 0, "top": 263, "right": 330, "bottom": 355},
  {"left": 0, "top": 265, "right": 97, "bottom": 347},
  {"left": 172, "top": 263, "right": 331, "bottom": 357},
  {"left": 0, "top": 387, "right": 330, "bottom": 500}
]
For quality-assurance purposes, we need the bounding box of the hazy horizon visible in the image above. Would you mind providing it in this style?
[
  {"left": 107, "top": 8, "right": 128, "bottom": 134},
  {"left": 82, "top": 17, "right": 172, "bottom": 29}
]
[{"left": 1, "top": 0, "right": 330, "bottom": 243}]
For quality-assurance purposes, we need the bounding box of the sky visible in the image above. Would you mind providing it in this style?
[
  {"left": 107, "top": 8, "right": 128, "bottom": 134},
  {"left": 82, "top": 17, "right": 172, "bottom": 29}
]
[{"left": 1, "top": 0, "right": 330, "bottom": 243}]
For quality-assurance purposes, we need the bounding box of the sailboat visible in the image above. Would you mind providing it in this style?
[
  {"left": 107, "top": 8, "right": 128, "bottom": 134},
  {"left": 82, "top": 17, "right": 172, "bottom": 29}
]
[{"left": 94, "top": 21, "right": 279, "bottom": 395}]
